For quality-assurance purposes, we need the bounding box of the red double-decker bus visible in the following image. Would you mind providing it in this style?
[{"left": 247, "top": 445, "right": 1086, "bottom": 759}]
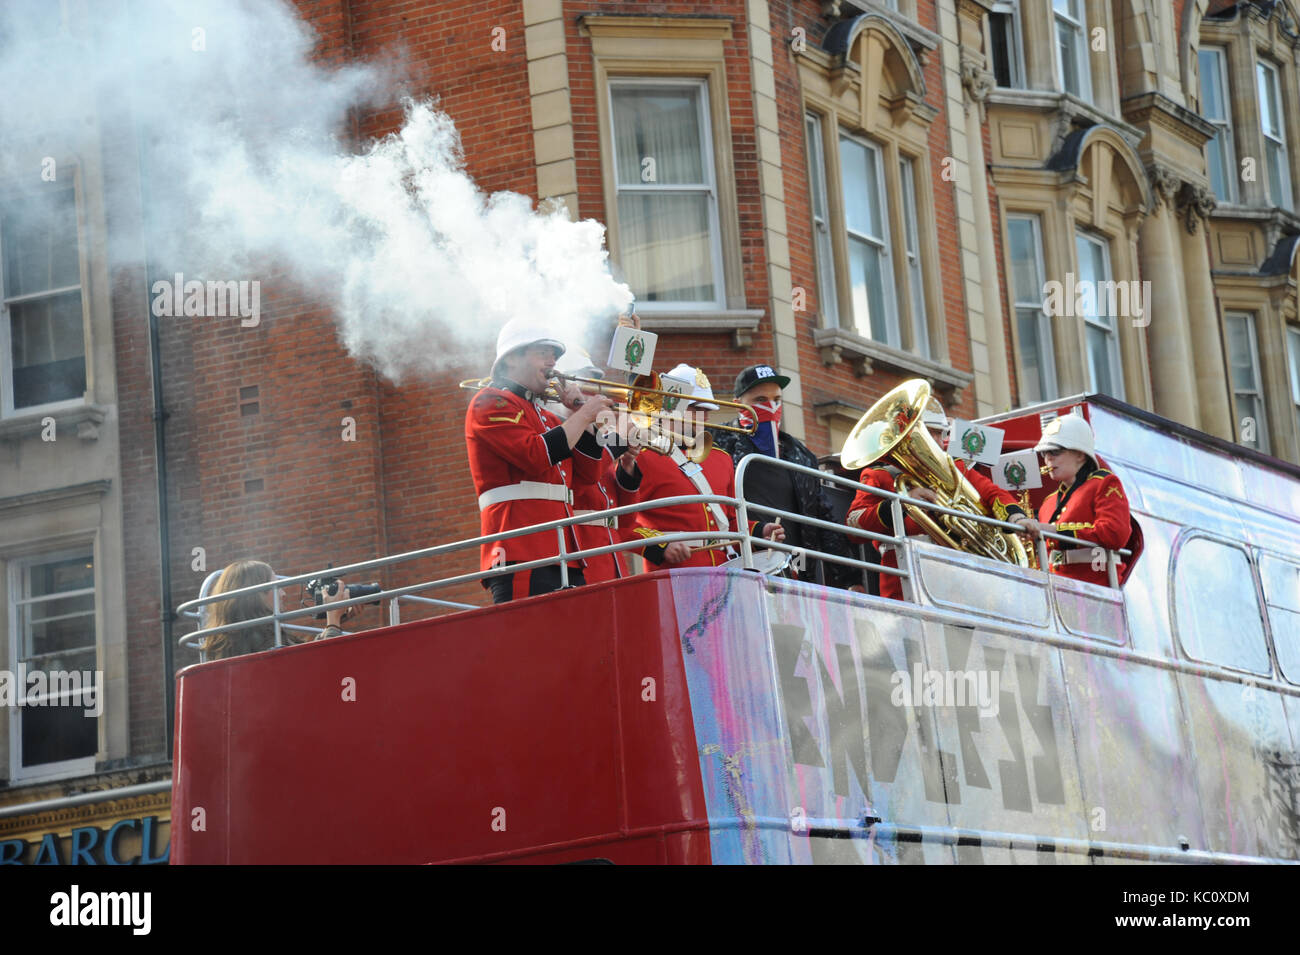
[{"left": 171, "top": 395, "right": 1300, "bottom": 864}]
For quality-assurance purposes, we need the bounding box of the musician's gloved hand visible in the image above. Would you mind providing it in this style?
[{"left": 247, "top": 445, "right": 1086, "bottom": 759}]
[
  {"left": 618, "top": 448, "right": 640, "bottom": 474},
  {"left": 662, "top": 542, "right": 692, "bottom": 564},
  {"left": 907, "top": 486, "right": 938, "bottom": 504},
  {"left": 762, "top": 522, "right": 786, "bottom": 543}
]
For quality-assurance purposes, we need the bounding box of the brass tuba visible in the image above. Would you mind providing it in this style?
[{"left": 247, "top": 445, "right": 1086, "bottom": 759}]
[{"left": 840, "top": 379, "right": 1029, "bottom": 567}]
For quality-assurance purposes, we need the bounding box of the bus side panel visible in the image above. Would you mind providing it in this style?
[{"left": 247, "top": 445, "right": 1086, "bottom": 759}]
[
  {"left": 174, "top": 576, "right": 709, "bottom": 864},
  {"left": 1178, "top": 674, "right": 1299, "bottom": 860},
  {"left": 615, "top": 573, "right": 712, "bottom": 838},
  {"left": 171, "top": 667, "right": 233, "bottom": 864},
  {"left": 1057, "top": 650, "right": 1208, "bottom": 856},
  {"left": 1060, "top": 654, "right": 1211, "bottom": 857},
  {"left": 766, "top": 587, "right": 957, "bottom": 864},
  {"left": 925, "top": 624, "right": 1091, "bottom": 863}
]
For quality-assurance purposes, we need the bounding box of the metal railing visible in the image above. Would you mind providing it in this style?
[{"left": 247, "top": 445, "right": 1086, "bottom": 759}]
[{"left": 177, "top": 456, "right": 1131, "bottom": 660}]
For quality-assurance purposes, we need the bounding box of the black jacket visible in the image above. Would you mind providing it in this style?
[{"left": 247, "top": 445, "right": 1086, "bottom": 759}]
[{"left": 710, "top": 426, "right": 860, "bottom": 589}]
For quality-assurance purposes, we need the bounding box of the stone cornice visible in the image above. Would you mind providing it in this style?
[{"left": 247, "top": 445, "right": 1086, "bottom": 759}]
[
  {"left": 0, "top": 479, "right": 111, "bottom": 515},
  {"left": 1121, "top": 91, "right": 1217, "bottom": 147},
  {"left": 0, "top": 403, "right": 107, "bottom": 443},
  {"left": 636, "top": 309, "right": 763, "bottom": 349},
  {"left": 579, "top": 15, "right": 733, "bottom": 42}
]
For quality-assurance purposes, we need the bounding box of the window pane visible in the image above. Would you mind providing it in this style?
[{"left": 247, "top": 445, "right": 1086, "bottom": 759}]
[
  {"left": 1206, "top": 133, "right": 1232, "bottom": 201},
  {"left": 846, "top": 236, "right": 889, "bottom": 342},
  {"left": 1198, "top": 50, "right": 1226, "bottom": 120},
  {"left": 617, "top": 193, "right": 714, "bottom": 303},
  {"left": 2, "top": 185, "right": 81, "bottom": 297},
  {"left": 1266, "top": 140, "right": 1290, "bottom": 208},
  {"left": 1175, "top": 538, "right": 1271, "bottom": 674},
  {"left": 806, "top": 116, "right": 827, "bottom": 221},
  {"left": 839, "top": 137, "right": 883, "bottom": 238},
  {"left": 1288, "top": 327, "right": 1300, "bottom": 404},
  {"left": 1007, "top": 217, "right": 1041, "bottom": 304},
  {"left": 990, "top": 13, "right": 1014, "bottom": 87},
  {"left": 1016, "top": 307, "right": 1045, "bottom": 404},
  {"left": 1259, "top": 555, "right": 1300, "bottom": 685},
  {"left": 900, "top": 159, "right": 928, "bottom": 358},
  {"left": 1225, "top": 313, "right": 1258, "bottom": 392},
  {"left": 9, "top": 292, "right": 86, "bottom": 408},
  {"left": 1257, "top": 64, "right": 1279, "bottom": 137},
  {"left": 611, "top": 87, "right": 704, "bottom": 185},
  {"left": 1087, "top": 324, "right": 1114, "bottom": 395},
  {"left": 21, "top": 701, "right": 97, "bottom": 767},
  {"left": 1057, "top": 21, "right": 1080, "bottom": 96}
]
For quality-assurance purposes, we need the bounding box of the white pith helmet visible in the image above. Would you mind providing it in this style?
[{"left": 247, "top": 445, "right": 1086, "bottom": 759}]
[
  {"left": 922, "top": 395, "right": 949, "bottom": 432},
  {"left": 665, "top": 362, "right": 718, "bottom": 411},
  {"left": 492, "top": 318, "right": 565, "bottom": 376},
  {"left": 1035, "top": 413, "right": 1096, "bottom": 462}
]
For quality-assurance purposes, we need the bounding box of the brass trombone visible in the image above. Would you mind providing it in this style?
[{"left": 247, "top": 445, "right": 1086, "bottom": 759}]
[{"left": 458, "top": 371, "right": 759, "bottom": 435}]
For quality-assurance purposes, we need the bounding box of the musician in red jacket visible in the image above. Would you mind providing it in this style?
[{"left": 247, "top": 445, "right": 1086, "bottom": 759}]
[
  {"left": 845, "top": 398, "right": 1031, "bottom": 600},
  {"left": 544, "top": 346, "right": 641, "bottom": 584},
  {"left": 628, "top": 365, "right": 784, "bottom": 569},
  {"left": 466, "top": 320, "right": 613, "bottom": 603},
  {"left": 1020, "top": 414, "right": 1131, "bottom": 587}
]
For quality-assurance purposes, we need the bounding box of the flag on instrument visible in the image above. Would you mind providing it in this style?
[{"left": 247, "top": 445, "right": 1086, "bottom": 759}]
[
  {"left": 608, "top": 325, "right": 657, "bottom": 375},
  {"left": 993, "top": 450, "right": 1042, "bottom": 490},
  {"left": 947, "top": 419, "right": 1003, "bottom": 466}
]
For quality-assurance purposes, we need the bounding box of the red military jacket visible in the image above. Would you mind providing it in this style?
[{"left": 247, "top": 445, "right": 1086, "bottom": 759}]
[
  {"left": 847, "top": 460, "right": 1024, "bottom": 600},
  {"left": 629, "top": 446, "right": 758, "bottom": 569},
  {"left": 1037, "top": 465, "right": 1130, "bottom": 587},
  {"left": 570, "top": 449, "right": 641, "bottom": 584},
  {"left": 464, "top": 382, "right": 604, "bottom": 579}
]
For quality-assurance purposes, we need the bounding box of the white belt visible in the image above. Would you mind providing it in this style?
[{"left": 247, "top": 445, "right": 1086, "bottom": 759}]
[
  {"left": 478, "top": 481, "right": 572, "bottom": 510},
  {"left": 573, "top": 509, "right": 618, "bottom": 528}
]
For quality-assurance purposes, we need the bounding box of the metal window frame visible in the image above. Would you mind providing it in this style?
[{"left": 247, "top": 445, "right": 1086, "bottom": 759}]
[
  {"left": 1006, "top": 213, "right": 1057, "bottom": 402},
  {"left": 1198, "top": 46, "right": 1238, "bottom": 204},
  {"left": 6, "top": 545, "right": 98, "bottom": 783},
  {"left": 838, "top": 130, "right": 900, "bottom": 347},
  {"left": 607, "top": 77, "right": 726, "bottom": 311}
]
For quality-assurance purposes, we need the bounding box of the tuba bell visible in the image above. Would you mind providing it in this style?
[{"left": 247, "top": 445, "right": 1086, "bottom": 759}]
[{"left": 840, "top": 379, "right": 1029, "bottom": 567}]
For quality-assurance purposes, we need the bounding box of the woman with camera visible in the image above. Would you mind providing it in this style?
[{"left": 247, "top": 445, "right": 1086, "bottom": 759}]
[{"left": 201, "top": 559, "right": 356, "bottom": 660}]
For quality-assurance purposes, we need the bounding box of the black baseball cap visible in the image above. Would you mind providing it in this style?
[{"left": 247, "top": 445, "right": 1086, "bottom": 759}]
[{"left": 733, "top": 363, "right": 791, "bottom": 397}]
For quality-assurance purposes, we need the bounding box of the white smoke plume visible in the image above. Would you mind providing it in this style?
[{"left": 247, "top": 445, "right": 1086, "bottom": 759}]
[{"left": 0, "top": 0, "right": 632, "bottom": 380}]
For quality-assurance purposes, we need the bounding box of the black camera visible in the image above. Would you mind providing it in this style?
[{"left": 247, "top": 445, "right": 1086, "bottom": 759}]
[{"left": 306, "top": 575, "right": 382, "bottom": 619}]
